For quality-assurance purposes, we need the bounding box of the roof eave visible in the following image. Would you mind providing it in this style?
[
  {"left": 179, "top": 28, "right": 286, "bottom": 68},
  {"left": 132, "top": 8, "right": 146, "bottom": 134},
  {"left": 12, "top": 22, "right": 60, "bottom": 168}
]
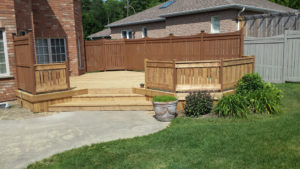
[
  {"left": 106, "top": 18, "right": 165, "bottom": 28},
  {"left": 107, "top": 4, "right": 289, "bottom": 28},
  {"left": 160, "top": 4, "right": 287, "bottom": 18}
]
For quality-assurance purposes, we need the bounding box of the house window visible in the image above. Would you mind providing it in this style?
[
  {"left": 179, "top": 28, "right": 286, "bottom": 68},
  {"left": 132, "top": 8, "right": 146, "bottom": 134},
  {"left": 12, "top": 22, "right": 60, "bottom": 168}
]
[
  {"left": 0, "top": 30, "right": 9, "bottom": 75},
  {"left": 36, "top": 38, "right": 67, "bottom": 64},
  {"left": 121, "top": 31, "right": 127, "bottom": 39},
  {"left": 211, "top": 16, "right": 220, "bottom": 33},
  {"left": 121, "top": 30, "right": 133, "bottom": 39},
  {"left": 142, "top": 27, "right": 147, "bottom": 38}
]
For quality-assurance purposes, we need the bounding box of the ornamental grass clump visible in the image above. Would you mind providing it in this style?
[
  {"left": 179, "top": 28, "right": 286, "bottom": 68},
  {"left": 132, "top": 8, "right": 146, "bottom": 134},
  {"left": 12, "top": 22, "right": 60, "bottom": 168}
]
[
  {"left": 214, "top": 94, "right": 250, "bottom": 118},
  {"left": 184, "top": 91, "right": 213, "bottom": 117}
]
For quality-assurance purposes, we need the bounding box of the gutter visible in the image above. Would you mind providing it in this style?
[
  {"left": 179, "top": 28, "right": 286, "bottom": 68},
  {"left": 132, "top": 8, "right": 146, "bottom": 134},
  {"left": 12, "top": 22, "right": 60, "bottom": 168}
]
[
  {"left": 237, "top": 7, "right": 246, "bottom": 30},
  {"left": 107, "top": 4, "right": 287, "bottom": 28},
  {"left": 160, "top": 4, "right": 286, "bottom": 18}
]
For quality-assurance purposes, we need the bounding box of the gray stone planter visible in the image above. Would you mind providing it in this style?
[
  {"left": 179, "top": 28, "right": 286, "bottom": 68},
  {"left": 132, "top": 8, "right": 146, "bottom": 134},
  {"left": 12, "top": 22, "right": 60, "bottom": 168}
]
[{"left": 153, "top": 100, "right": 178, "bottom": 122}]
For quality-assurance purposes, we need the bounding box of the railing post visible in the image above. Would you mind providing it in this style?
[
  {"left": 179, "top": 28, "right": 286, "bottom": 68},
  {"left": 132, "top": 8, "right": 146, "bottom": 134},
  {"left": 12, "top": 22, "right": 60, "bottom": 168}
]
[
  {"left": 252, "top": 55, "right": 255, "bottom": 73},
  {"left": 144, "top": 59, "right": 148, "bottom": 89},
  {"left": 219, "top": 59, "right": 224, "bottom": 92},
  {"left": 239, "top": 28, "right": 244, "bottom": 58},
  {"left": 173, "top": 59, "right": 177, "bottom": 93}
]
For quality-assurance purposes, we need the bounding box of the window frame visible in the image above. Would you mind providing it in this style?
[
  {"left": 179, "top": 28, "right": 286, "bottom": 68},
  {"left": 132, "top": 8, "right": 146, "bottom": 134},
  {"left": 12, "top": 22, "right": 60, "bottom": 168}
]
[
  {"left": 121, "top": 30, "right": 133, "bottom": 39},
  {"left": 211, "top": 16, "right": 221, "bottom": 33},
  {"left": 35, "top": 38, "right": 67, "bottom": 64},
  {"left": 142, "top": 27, "right": 147, "bottom": 38},
  {"left": 0, "top": 29, "right": 10, "bottom": 76}
]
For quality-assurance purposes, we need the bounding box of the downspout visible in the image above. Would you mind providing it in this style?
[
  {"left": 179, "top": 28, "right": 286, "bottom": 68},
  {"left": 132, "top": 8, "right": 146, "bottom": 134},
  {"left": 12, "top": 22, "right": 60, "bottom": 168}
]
[{"left": 237, "top": 7, "right": 246, "bottom": 30}]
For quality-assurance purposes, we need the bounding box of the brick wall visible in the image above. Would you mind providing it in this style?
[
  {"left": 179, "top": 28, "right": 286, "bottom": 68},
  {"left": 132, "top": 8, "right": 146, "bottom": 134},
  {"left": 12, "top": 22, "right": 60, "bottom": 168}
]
[
  {"left": 32, "top": 0, "right": 83, "bottom": 76},
  {"left": 14, "top": 0, "right": 33, "bottom": 35},
  {"left": 166, "top": 10, "right": 239, "bottom": 36},
  {"left": 0, "top": 0, "right": 18, "bottom": 102},
  {"left": 110, "top": 9, "right": 260, "bottom": 39},
  {"left": 74, "top": 0, "right": 86, "bottom": 75}
]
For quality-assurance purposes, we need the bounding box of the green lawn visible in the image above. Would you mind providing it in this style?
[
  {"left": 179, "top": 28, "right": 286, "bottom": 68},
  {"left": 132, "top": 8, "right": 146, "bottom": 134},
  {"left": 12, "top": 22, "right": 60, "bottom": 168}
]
[{"left": 27, "top": 83, "right": 300, "bottom": 169}]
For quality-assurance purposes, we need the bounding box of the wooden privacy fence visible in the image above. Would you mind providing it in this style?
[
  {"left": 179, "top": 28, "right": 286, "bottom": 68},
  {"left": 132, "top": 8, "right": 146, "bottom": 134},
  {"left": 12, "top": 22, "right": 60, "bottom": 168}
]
[
  {"left": 145, "top": 56, "right": 255, "bottom": 93},
  {"left": 240, "top": 12, "right": 300, "bottom": 37},
  {"left": 244, "top": 30, "right": 300, "bottom": 83},
  {"left": 13, "top": 33, "right": 70, "bottom": 94},
  {"left": 85, "top": 30, "right": 244, "bottom": 71}
]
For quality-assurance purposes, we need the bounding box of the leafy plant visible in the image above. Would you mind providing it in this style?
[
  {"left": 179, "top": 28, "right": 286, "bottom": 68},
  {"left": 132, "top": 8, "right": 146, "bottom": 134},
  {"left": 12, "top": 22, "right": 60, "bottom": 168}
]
[
  {"left": 216, "top": 73, "right": 283, "bottom": 118},
  {"left": 214, "top": 94, "right": 250, "bottom": 118},
  {"left": 153, "top": 95, "right": 177, "bottom": 102},
  {"left": 236, "top": 73, "right": 265, "bottom": 95},
  {"left": 184, "top": 92, "right": 213, "bottom": 117},
  {"left": 248, "top": 83, "right": 283, "bottom": 114}
]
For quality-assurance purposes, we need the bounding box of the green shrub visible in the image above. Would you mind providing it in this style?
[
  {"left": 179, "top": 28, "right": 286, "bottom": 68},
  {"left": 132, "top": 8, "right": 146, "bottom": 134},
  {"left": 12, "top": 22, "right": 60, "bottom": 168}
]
[
  {"left": 248, "top": 83, "right": 283, "bottom": 114},
  {"left": 184, "top": 92, "right": 213, "bottom": 117},
  {"left": 236, "top": 73, "right": 265, "bottom": 95},
  {"left": 214, "top": 94, "right": 250, "bottom": 118},
  {"left": 215, "top": 73, "right": 283, "bottom": 118},
  {"left": 153, "top": 95, "right": 177, "bottom": 102}
]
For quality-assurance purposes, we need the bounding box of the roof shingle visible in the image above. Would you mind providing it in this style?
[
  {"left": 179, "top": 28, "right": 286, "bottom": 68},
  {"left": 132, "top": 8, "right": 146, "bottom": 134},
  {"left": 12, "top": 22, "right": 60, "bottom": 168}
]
[{"left": 107, "top": 0, "right": 297, "bottom": 27}]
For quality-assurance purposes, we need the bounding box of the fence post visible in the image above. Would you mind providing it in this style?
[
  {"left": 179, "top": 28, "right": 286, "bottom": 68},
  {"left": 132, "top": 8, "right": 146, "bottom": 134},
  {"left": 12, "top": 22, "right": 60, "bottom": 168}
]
[
  {"left": 282, "top": 30, "right": 288, "bottom": 83},
  {"left": 219, "top": 59, "right": 224, "bottom": 92},
  {"left": 144, "top": 59, "right": 148, "bottom": 89},
  {"left": 173, "top": 59, "right": 177, "bottom": 93}
]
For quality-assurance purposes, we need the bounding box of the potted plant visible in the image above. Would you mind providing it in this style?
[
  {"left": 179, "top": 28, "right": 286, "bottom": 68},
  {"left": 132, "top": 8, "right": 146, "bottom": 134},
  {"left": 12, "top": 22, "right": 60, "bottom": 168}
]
[{"left": 152, "top": 96, "right": 178, "bottom": 122}]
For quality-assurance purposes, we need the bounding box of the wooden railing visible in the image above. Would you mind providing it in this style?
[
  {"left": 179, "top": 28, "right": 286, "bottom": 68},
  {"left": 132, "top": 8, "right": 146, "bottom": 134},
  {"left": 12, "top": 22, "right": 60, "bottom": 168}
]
[
  {"left": 145, "top": 56, "right": 255, "bottom": 92},
  {"left": 13, "top": 33, "right": 70, "bottom": 95},
  {"left": 35, "top": 63, "right": 70, "bottom": 93}
]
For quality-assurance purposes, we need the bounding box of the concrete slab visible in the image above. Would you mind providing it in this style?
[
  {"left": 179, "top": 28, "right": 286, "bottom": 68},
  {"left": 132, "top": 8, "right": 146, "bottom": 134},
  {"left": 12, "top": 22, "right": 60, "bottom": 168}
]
[{"left": 0, "top": 111, "right": 168, "bottom": 169}]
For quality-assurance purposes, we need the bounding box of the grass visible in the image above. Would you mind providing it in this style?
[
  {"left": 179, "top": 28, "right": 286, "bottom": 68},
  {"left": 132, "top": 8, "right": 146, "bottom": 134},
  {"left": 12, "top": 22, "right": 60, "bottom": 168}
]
[
  {"left": 27, "top": 83, "right": 300, "bottom": 169},
  {"left": 153, "top": 95, "right": 177, "bottom": 102}
]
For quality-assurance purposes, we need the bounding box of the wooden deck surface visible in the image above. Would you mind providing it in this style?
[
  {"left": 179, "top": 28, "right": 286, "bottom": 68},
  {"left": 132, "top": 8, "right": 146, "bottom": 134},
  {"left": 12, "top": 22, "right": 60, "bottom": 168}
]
[{"left": 70, "top": 71, "right": 145, "bottom": 89}]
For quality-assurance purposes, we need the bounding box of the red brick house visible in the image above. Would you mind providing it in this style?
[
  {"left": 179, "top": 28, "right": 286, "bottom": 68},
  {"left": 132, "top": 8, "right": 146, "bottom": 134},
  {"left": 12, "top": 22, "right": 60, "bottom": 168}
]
[
  {"left": 89, "top": 0, "right": 296, "bottom": 39},
  {"left": 0, "top": 0, "right": 85, "bottom": 102}
]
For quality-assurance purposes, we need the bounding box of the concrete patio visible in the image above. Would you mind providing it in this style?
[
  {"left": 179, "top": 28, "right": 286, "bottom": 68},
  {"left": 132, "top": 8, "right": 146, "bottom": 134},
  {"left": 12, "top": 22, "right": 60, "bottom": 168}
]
[{"left": 0, "top": 111, "right": 168, "bottom": 169}]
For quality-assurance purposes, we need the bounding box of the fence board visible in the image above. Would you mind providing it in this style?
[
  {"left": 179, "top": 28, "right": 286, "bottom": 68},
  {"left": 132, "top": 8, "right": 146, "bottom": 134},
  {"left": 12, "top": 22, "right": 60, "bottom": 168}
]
[
  {"left": 85, "top": 31, "right": 243, "bottom": 71},
  {"left": 244, "top": 30, "right": 300, "bottom": 83}
]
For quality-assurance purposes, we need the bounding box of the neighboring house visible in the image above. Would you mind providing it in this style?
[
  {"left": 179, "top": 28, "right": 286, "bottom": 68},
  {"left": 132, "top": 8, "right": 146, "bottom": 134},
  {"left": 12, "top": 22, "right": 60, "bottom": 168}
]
[
  {"left": 94, "top": 0, "right": 296, "bottom": 39},
  {"left": 0, "top": 0, "right": 84, "bottom": 102},
  {"left": 88, "top": 29, "right": 111, "bottom": 39}
]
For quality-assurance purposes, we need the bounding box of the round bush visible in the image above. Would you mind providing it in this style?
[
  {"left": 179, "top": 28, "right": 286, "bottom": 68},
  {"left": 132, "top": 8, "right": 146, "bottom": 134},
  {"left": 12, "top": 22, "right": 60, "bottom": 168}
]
[
  {"left": 236, "top": 73, "right": 265, "bottom": 95},
  {"left": 184, "top": 92, "right": 213, "bottom": 117}
]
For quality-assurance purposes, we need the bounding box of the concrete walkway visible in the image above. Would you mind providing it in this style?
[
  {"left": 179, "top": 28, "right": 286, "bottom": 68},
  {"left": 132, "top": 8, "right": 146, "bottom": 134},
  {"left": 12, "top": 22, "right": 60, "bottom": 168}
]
[{"left": 0, "top": 111, "right": 169, "bottom": 169}]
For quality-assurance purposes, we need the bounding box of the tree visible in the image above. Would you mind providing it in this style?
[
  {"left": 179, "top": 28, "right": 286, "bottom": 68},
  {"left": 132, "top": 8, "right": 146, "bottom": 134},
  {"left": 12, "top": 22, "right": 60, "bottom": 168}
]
[
  {"left": 269, "top": 0, "right": 300, "bottom": 10},
  {"left": 82, "top": 0, "right": 107, "bottom": 37},
  {"left": 82, "top": 0, "right": 166, "bottom": 38}
]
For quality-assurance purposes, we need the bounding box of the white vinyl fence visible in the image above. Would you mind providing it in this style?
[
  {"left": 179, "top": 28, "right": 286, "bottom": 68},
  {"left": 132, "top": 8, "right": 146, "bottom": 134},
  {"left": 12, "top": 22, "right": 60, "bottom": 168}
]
[{"left": 244, "top": 30, "right": 300, "bottom": 83}]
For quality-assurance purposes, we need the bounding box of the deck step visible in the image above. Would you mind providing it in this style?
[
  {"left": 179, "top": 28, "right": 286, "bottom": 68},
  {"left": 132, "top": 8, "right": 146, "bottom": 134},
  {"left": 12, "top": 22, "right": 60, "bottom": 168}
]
[
  {"left": 71, "top": 93, "right": 147, "bottom": 102},
  {"left": 87, "top": 88, "right": 133, "bottom": 94},
  {"left": 49, "top": 100, "right": 153, "bottom": 112}
]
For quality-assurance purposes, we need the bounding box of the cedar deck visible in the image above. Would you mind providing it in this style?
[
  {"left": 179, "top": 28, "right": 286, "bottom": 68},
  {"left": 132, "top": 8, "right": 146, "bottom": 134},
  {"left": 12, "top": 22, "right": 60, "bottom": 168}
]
[{"left": 70, "top": 71, "right": 145, "bottom": 89}]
